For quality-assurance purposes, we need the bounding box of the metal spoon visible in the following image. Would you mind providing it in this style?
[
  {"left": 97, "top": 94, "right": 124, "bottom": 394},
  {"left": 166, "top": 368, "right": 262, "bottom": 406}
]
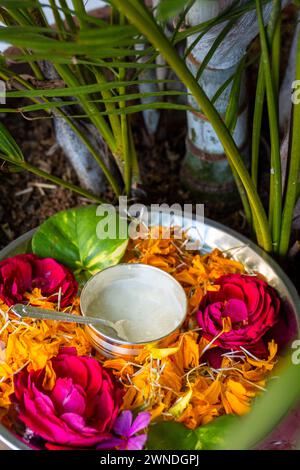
[{"left": 11, "top": 304, "right": 128, "bottom": 341}]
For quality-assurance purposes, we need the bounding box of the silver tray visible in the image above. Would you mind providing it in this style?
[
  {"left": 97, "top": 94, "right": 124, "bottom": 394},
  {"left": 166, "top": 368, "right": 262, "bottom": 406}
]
[{"left": 0, "top": 216, "right": 299, "bottom": 450}]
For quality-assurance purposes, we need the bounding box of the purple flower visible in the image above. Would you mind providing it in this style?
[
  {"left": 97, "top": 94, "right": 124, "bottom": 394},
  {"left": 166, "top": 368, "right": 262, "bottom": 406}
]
[{"left": 97, "top": 410, "right": 151, "bottom": 450}]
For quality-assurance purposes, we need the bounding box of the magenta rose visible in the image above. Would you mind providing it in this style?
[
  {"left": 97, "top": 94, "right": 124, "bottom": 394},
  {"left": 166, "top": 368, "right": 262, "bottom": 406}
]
[
  {"left": 12, "top": 348, "right": 123, "bottom": 449},
  {"left": 0, "top": 253, "right": 77, "bottom": 307},
  {"left": 197, "top": 274, "right": 281, "bottom": 358}
]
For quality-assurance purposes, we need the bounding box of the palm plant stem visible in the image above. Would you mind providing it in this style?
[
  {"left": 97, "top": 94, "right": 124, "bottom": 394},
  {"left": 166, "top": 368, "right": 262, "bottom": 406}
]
[
  {"left": 279, "top": 28, "right": 300, "bottom": 256},
  {"left": 256, "top": 0, "right": 282, "bottom": 252},
  {"left": 111, "top": 0, "right": 272, "bottom": 252}
]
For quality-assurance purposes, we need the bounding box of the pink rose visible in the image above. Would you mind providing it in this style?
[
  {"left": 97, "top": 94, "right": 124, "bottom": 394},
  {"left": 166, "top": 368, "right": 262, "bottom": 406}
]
[
  {"left": 12, "top": 348, "right": 123, "bottom": 449},
  {"left": 0, "top": 254, "right": 77, "bottom": 307},
  {"left": 197, "top": 274, "right": 281, "bottom": 357}
]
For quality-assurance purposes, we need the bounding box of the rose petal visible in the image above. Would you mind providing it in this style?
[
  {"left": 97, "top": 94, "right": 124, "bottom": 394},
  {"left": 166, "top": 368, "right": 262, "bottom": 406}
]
[
  {"left": 60, "top": 413, "right": 97, "bottom": 434},
  {"left": 51, "top": 378, "right": 86, "bottom": 416},
  {"left": 222, "top": 299, "right": 248, "bottom": 323}
]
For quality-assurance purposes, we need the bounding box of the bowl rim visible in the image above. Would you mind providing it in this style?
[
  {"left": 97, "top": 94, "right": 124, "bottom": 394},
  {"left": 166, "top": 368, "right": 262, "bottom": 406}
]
[
  {"left": 80, "top": 262, "right": 188, "bottom": 346},
  {"left": 0, "top": 217, "right": 299, "bottom": 450}
]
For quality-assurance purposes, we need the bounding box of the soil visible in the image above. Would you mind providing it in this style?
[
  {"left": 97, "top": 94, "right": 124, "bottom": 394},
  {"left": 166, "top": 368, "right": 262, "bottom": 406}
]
[
  {"left": 0, "top": 108, "right": 248, "bottom": 245},
  {"left": 1, "top": 104, "right": 299, "bottom": 288}
]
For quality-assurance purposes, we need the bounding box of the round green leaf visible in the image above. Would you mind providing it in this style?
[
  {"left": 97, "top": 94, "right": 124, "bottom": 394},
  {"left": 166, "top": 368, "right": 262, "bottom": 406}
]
[{"left": 32, "top": 205, "right": 128, "bottom": 276}]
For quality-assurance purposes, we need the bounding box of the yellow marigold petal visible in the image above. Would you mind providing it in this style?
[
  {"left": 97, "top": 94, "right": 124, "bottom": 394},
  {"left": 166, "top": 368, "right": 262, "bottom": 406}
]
[
  {"left": 203, "top": 380, "right": 221, "bottom": 404},
  {"left": 149, "top": 402, "right": 165, "bottom": 421},
  {"left": 42, "top": 361, "right": 56, "bottom": 391},
  {"left": 189, "top": 287, "right": 203, "bottom": 308},
  {"left": 267, "top": 340, "right": 278, "bottom": 360},
  {"left": 0, "top": 381, "right": 13, "bottom": 408},
  {"left": 148, "top": 346, "right": 180, "bottom": 359},
  {"left": 122, "top": 387, "right": 140, "bottom": 410},
  {"left": 173, "top": 332, "right": 199, "bottom": 370},
  {"left": 246, "top": 341, "right": 278, "bottom": 370},
  {"left": 224, "top": 391, "right": 250, "bottom": 415},
  {"left": 222, "top": 316, "right": 232, "bottom": 333},
  {"left": 191, "top": 255, "right": 207, "bottom": 275},
  {"left": 160, "top": 360, "right": 183, "bottom": 393},
  {"left": 206, "top": 284, "right": 221, "bottom": 292},
  {"left": 175, "top": 271, "right": 196, "bottom": 286},
  {"left": 103, "top": 358, "right": 134, "bottom": 375}
]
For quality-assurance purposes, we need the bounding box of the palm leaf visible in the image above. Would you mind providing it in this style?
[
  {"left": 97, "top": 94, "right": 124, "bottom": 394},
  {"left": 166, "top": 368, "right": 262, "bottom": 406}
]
[{"left": 0, "top": 122, "right": 24, "bottom": 162}]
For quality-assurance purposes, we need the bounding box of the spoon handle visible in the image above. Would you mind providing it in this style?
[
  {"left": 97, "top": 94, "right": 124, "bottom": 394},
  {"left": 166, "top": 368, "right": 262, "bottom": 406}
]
[{"left": 11, "top": 304, "right": 109, "bottom": 328}]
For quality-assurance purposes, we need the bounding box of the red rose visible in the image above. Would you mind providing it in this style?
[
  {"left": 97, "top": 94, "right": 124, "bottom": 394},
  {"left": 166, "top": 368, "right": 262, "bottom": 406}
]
[
  {"left": 0, "top": 254, "right": 35, "bottom": 306},
  {"left": 12, "top": 348, "right": 123, "bottom": 449},
  {"left": 197, "top": 274, "right": 281, "bottom": 357},
  {"left": 0, "top": 254, "right": 77, "bottom": 307}
]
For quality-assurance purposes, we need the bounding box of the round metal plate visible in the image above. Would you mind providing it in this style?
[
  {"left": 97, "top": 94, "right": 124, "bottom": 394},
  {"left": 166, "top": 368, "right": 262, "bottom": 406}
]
[{"left": 0, "top": 217, "right": 299, "bottom": 450}]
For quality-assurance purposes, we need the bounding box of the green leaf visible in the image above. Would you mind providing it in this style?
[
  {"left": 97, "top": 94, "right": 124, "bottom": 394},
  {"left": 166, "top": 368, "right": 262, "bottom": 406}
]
[
  {"left": 0, "top": 125, "right": 21, "bottom": 160},
  {"left": 225, "top": 57, "right": 246, "bottom": 133},
  {"left": 147, "top": 415, "right": 238, "bottom": 450},
  {"left": 6, "top": 79, "right": 178, "bottom": 98},
  {"left": 0, "top": 122, "right": 24, "bottom": 162},
  {"left": 32, "top": 205, "right": 128, "bottom": 276},
  {"left": 157, "top": 0, "right": 188, "bottom": 20}
]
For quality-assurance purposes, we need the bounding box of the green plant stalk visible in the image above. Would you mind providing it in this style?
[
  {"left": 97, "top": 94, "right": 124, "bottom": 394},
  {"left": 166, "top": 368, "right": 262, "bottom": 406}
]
[
  {"left": 71, "top": 0, "right": 88, "bottom": 28},
  {"left": 58, "top": 0, "right": 77, "bottom": 33},
  {"left": 271, "top": 1, "right": 281, "bottom": 96},
  {"left": 225, "top": 57, "right": 245, "bottom": 133},
  {"left": 171, "top": 0, "right": 196, "bottom": 44},
  {"left": 279, "top": 29, "right": 300, "bottom": 256},
  {"left": 118, "top": 12, "right": 132, "bottom": 194},
  {"left": 0, "top": 7, "right": 44, "bottom": 80},
  {"left": 111, "top": 0, "right": 272, "bottom": 252},
  {"left": 35, "top": 5, "right": 120, "bottom": 162},
  {"left": 251, "top": 60, "right": 265, "bottom": 189},
  {"left": 129, "top": 123, "right": 140, "bottom": 187},
  {"left": 93, "top": 68, "right": 122, "bottom": 150},
  {"left": 224, "top": 57, "right": 253, "bottom": 230},
  {"left": 268, "top": 0, "right": 281, "bottom": 232},
  {"left": 38, "top": 0, "right": 121, "bottom": 180},
  {"left": 256, "top": 0, "right": 282, "bottom": 252},
  {"left": 49, "top": 0, "right": 65, "bottom": 40},
  {"left": 28, "top": 6, "right": 48, "bottom": 28},
  {"left": 30, "top": 3, "right": 124, "bottom": 191},
  {"left": 0, "top": 155, "right": 104, "bottom": 203},
  {"left": 120, "top": 110, "right": 131, "bottom": 194},
  {"left": 2, "top": 7, "right": 32, "bottom": 26},
  {"left": 54, "top": 63, "right": 118, "bottom": 155},
  {"left": 231, "top": 167, "right": 253, "bottom": 230},
  {"left": 251, "top": 0, "right": 281, "bottom": 189}
]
